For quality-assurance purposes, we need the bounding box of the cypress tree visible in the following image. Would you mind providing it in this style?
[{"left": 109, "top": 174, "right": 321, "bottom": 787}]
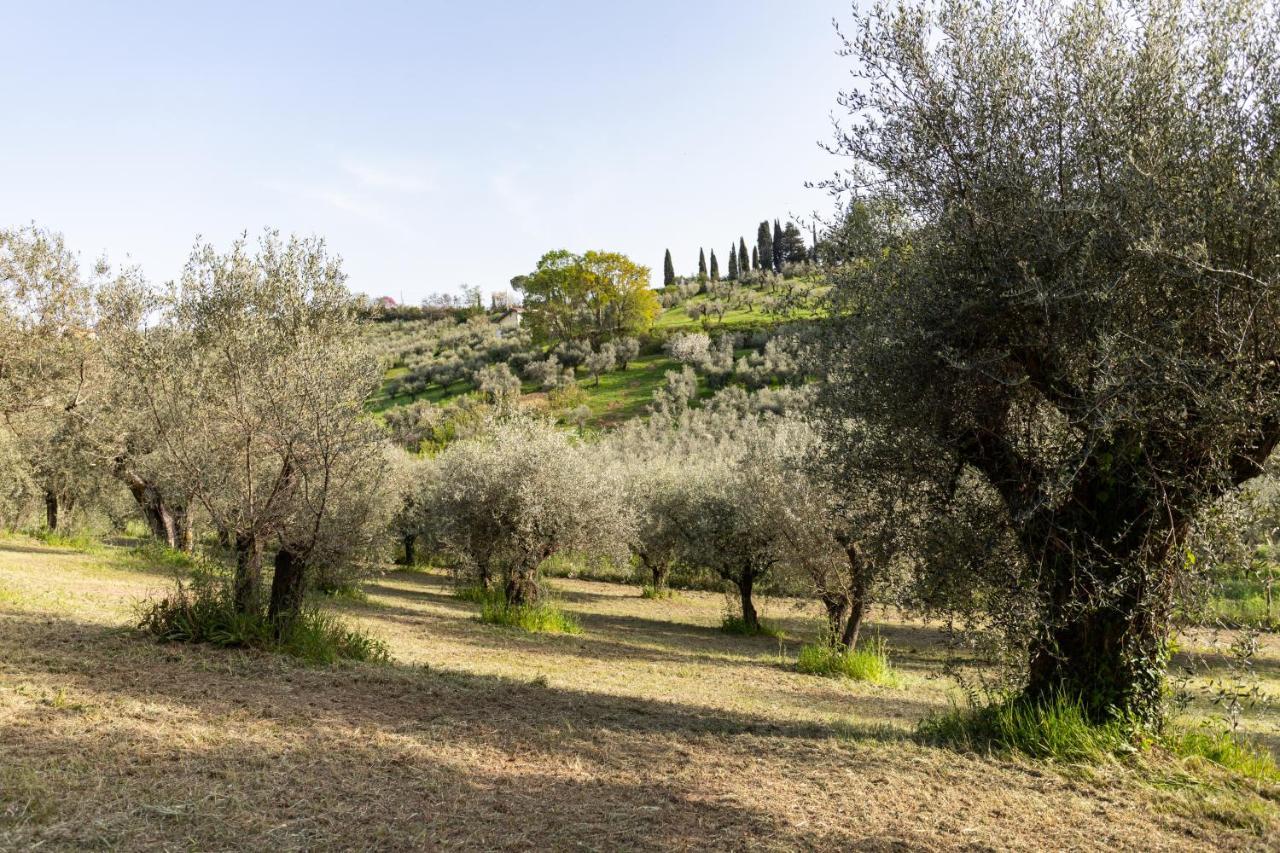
[
  {"left": 756, "top": 222, "right": 773, "bottom": 273},
  {"left": 663, "top": 249, "right": 675, "bottom": 287},
  {"left": 697, "top": 247, "right": 707, "bottom": 281},
  {"left": 781, "top": 222, "right": 807, "bottom": 264},
  {"left": 710, "top": 249, "right": 720, "bottom": 281},
  {"left": 772, "top": 219, "right": 784, "bottom": 272},
  {"left": 727, "top": 243, "right": 738, "bottom": 280},
  {"left": 738, "top": 237, "right": 750, "bottom": 274},
  {"left": 751, "top": 245, "right": 759, "bottom": 269}
]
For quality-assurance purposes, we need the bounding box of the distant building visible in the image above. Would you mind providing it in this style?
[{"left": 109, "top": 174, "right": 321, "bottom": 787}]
[{"left": 496, "top": 306, "right": 523, "bottom": 336}]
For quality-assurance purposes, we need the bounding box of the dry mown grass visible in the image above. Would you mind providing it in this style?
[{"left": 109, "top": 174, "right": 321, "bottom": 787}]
[{"left": 1, "top": 536, "right": 1277, "bottom": 851}]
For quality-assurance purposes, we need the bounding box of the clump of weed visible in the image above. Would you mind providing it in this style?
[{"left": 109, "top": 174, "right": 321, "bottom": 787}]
[
  {"left": 720, "top": 614, "right": 785, "bottom": 639},
  {"left": 478, "top": 598, "right": 582, "bottom": 634},
  {"left": 137, "top": 570, "right": 389, "bottom": 664},
  {"left": 797, "top": 635, "right": 896, "bottom": 684},
  {"left": 640, "top": 584, "right": 675, "bottom": 600}
]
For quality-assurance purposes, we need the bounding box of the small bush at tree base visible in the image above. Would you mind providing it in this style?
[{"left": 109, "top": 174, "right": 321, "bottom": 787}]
[
  {"left": 478, "top": 599, "right": 582, "bottom": 634},
  {"left": 137, "top": 572, "right": 389, "bottom": 664},
  {"left": 640, "top": 584, "right": 675, "bottom": 600},
  {"left": 720, "top": 614, "right": 784, "bottom": 639},
  {"left": 917, "top": 692, "right": 1135, "bottom": 763},
  {"left": 797, "top": 635, "right": 895, "bottom": 684}
]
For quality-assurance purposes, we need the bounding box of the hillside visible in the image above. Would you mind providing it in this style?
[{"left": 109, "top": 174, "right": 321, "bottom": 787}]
[{"left": 365, "top": 274, "right": 824, "bottom": 431}]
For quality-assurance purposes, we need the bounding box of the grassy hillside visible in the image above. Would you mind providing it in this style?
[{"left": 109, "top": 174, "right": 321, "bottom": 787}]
[
  {"left": 3, "top": 534, "right": 1278, "bottom": 848},
  {"left": 364, "top": 275, "right": 823, "bottom": 430}
]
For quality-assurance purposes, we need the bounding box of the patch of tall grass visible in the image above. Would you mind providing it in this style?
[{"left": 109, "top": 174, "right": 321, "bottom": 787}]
[
  {"left": 720, "top": 614, "right": 785, "bottom": 639},
  {"left": 797, "top": 635, "right": 896, "bottom": 684},
  {"left": 137, "top": 571, "right": 389, "bottom": 664},
  {"left": 918, "top": 692, "right": 1135, "bottom": 763},
  {"left": 478, "top": 598, "right": 582, "bottom": 634},
  {"left": 453, "top": 583, "right": 503, "bottom": 605}
]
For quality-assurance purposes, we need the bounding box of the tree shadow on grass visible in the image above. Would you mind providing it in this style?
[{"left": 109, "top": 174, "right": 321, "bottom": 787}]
[{"left": 0, "top": 613, "right": 1226, "bottom": 852}]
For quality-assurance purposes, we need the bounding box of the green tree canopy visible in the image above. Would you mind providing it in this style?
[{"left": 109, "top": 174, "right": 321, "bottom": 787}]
[{"left": 512, "top": 249, "right": 660, "bottom": 346}]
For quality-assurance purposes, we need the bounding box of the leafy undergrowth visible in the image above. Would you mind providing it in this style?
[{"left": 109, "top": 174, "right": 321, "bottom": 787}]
[
  {"left": 720, "top": 614, "right": 785, "bottom": 639},
  {"left": 797, "top": 635, "right": 897, "bottom": 685},
  {"left": 478, "top": 598, "right": 582, "bottom": 634},
  {"left": 137, "top": 571, "right": 390, "bottom": 664},
  {"left": 639, "top": 583, "right": 675, "bottom": 599}
]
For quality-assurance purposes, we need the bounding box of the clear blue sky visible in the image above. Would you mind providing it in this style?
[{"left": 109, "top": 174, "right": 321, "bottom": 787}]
[{"left": 2, "top": 1, "right": 852, "bottom": 302}]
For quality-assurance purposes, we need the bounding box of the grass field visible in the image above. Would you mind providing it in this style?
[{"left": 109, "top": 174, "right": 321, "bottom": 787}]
[{"left": 2, "top": 536, "right": 1278, "bottom": 850}]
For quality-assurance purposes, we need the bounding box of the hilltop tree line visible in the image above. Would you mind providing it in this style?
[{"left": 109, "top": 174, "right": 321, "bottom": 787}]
[{"left": 663, "top": 219, "right": 813, "bottom": 288}]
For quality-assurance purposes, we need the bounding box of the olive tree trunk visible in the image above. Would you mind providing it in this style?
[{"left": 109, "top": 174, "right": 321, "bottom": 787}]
[
  {"left": 44, "top": 491, "right": 58, "bottom": 530},
  {"left": 268, "top": 548, "right": 308, "bottom": 624},
  {"left": 233, "top": 534, "right": 263, "bottom": 614},
  {"left": 736, "top": 570, "right": 760, "bottom": 632}
]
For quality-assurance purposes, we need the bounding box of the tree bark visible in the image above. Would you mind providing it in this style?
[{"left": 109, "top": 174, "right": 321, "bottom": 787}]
[
  {"left": 173, "top": 506, "right": 194, "bottom": 552},
  {"left": 233, "top": 534, "right": 262, "bottom": 614},
  {"left": 505, "top": 566, "right": 540, "bottom": 606},
  {"left": 44, "top": 491, "right": 58, "bottom": 530},
  {"left": 840, "top": 544, "right": 870, "bottom": 650},
  {"left": 650, "top": 562, "right": 670, "bottom": 590},
  {"left": 268, "top": 548, "right": 308, "bottom": 624},
  {"left": 737, "top": 570, "right": 759, "bottom": 632},
  {"left": 401, "top": 534, "right": 416, "bottom": 567}
]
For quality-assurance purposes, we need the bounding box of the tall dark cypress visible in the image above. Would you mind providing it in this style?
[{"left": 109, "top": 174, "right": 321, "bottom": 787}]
[
  {"left": 709, "top": 249, "right": 720, "bottom": 281},
  {"left": 727, "top": 243, "right": 738, "bottom": 280},
  {"left": 738, "top": 237, "right": 750, "bottom": 274},
  {"left": 772, "top": 219, "right": 784, "bottom": 272},
  {"left": 663, "top": 249, "right": 675, "bottom": 287},
  {"left": 697, "top": 247, "right": 707, "bottom": 280},
  {"left": 756, "top": 222, "right": 773, "bottom": 273},
  {"left": 751, "top": 245, "right": 759, "bottom": 270}
]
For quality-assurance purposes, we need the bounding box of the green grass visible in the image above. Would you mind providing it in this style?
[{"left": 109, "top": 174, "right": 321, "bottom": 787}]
[
  {"left": 720, "top": 614, "right": 785, "bottom": 639},
  {"left": 478, "top": 598, "right": 582, "bottom": 634},
  {"left": 23, "top": 528, "right": 101, "bottom": 553},
  {"left": 453, "top": 583, "right": 503, "bottom": 605},
  {"left": 918, "top": 692, "right": 1136, "bottom": 763},
  {"left": 1164, "top": 725, "right": 1280, "bottom": 783},
  {"left": 640, "top": 584, "right": 675, "bottom": 599},
  {"left": 797, "top": 635, "right": 896, "bottom": 684},
  {"left": 573, "top": 353, "right": 682, "bottom": 425},
  {"left": 137, "top": 572, "right": 390, "bottom": 664}
]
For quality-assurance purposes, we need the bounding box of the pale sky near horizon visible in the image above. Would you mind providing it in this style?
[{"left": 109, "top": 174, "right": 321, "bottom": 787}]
[{"left": 2, "top": 1, "right": 853, "bottom": 302}]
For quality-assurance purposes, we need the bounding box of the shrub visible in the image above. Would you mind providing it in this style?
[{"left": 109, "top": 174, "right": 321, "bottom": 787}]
[
  {"left": 797, "top": 635, "right": 895, "bottom": 684},
  {"left": 720, "top": 614, "right": 784, "bottom": 639},
  {"left": 640, "top": 584, "right": 675, "bottom": 600},
  {"left": 137, "top": 571, "right": 389, "bottom": 664},
  {"left": 478, "top": 599, "right": 582, "bottom": 634},
  {"left": 918, "top": 692, "right": 1134, "bottom": 763}
]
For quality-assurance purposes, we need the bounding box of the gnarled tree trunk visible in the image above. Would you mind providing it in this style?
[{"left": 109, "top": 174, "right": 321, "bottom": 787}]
[
  {"left": 401, "top": 533, "right": 416, "bottom": 567},
  {"left": 44, "top": 491, "right": 58, "bottom": 530}
]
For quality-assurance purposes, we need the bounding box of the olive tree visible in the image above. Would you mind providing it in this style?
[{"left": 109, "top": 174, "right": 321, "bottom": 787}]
[
  {"left": 427, "top": 416, "right": 632, "bottom": 605},
  {"left": 816, "top": 0, "right": 1280, "bottom": 726},
  {"left": 119, "top": 232, "right": 383, "bottom": 616}
]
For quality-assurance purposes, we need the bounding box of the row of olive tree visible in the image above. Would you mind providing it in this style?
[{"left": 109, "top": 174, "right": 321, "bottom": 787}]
[{"left": 0, "top": 227, "right": 403, "bottom": 624}]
